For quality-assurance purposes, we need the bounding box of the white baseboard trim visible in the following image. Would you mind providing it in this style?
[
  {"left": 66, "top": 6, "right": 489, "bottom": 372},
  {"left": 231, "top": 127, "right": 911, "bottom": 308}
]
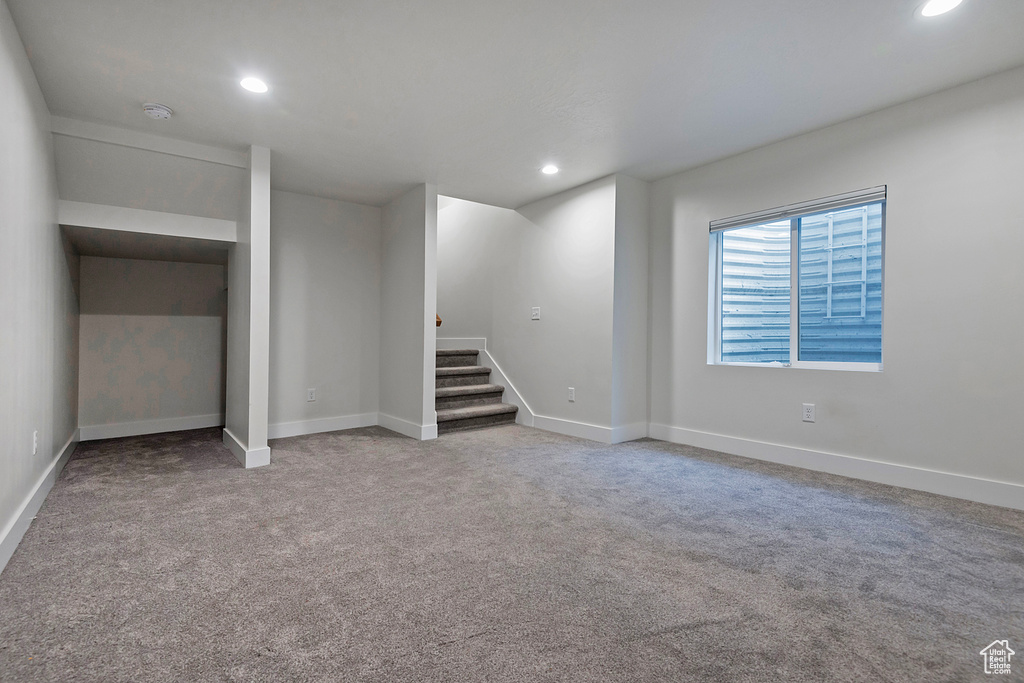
[
  {"left": 1, "top": 429, "right": 79, "bottom": 576},
  {"left": 80, "top": 413, "right": 224, "bottom": 441},
  {"left": 478, "top": 349, "right": 536, "bottom": 428},
  {"left": 268, "top": 413, "right": 378, "bottom": 440},
  {"left": 436, "top": 337, "right": 486, "bottom": 351},
  {"left": 531, "top": 416, "right": 647, "bottom": 444},
  {"left": 610, "top": 422, "right": 649, "bottom": 444},
  {"left": 648, "top": 423, "right": 1024, "bottom": 512},
  {"left": 378, "top": 413, "right": 437, "bottom": 440},
  {"left": 533, "top": 415, "right": 614, "bottom": 443},
  {"left": 222, "top": 428, "right": 271, "bottom": 469}
]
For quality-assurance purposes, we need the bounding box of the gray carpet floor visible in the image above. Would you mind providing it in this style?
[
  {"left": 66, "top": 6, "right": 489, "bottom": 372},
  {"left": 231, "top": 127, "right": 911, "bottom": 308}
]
[{"left": 0, "top": 425, "right": 1021, "bottom": 682}]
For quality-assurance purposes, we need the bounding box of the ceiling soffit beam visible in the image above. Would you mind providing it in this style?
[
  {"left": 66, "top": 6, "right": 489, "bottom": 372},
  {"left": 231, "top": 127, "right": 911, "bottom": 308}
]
[
  {"left": 50, "top": 115, "right": 248, "bottom": 169},
  {"left": 58, "top": 200, "right": 237, "bottom": 243}
]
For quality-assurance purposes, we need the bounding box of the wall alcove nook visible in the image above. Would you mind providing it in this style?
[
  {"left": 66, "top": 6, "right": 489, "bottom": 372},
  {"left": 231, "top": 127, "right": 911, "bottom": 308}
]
[{"left": 62, "top": 225, "right": 231, "bottom": 443}]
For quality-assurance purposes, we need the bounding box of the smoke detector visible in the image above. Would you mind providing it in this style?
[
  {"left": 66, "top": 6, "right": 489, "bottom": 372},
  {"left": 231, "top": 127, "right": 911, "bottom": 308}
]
[{"left": 142, "top": 103, "right": 173, "bottom": 120}]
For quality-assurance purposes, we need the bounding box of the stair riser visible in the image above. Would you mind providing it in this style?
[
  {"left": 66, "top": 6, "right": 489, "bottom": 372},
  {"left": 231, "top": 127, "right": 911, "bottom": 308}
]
[
  {"left": 435, "top": 354, "right": 479, "bottom": 368},
  {"left": 435, "top": 393, "right": 504, "bottom": 410},
  {"left": 436, "top": 374, "right": 491, "bottom": 388},
  {"left": 437, "top": 411, "right": 517, "bottom": 434}
]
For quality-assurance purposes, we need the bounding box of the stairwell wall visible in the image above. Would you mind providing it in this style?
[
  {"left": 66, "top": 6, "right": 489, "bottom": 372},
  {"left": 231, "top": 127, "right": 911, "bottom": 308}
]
[
  {"left": 436, "top": 196, "right": 495, "bottom": 343},
  {"left": 437, "top": 176, "right": 624, "bottom": 438}
]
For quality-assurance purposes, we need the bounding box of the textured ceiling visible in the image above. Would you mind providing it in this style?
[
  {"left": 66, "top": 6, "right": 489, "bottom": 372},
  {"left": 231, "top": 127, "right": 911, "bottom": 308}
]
[{"left": 10, "top": 0, "right": 1024, "bottom": 208}]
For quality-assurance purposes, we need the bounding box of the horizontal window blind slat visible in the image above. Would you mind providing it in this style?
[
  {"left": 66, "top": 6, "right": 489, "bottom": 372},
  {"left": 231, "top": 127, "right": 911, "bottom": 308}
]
[{"left": 709, "top": 185, "right": 886, "bottom": 233}]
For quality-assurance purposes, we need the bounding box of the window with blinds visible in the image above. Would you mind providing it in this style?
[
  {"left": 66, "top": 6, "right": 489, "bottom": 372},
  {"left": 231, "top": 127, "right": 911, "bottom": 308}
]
[{"left": 709, "top": 187, "right": 885, "bottom": 369}]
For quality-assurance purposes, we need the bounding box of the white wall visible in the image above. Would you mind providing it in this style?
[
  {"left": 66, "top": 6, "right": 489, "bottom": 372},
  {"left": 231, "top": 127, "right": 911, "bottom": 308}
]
[
  {"left": 0, "top": 0, "right": 79, "bottom": 572},
  {"left": 649, "top": 66, "right": 1024, "bottom": 507},
  {"left": 54, "top": 135, "right": 245, "bottom": 221},
  {"left": 437, "top": 176, "right": 624, "bottom": 439},
  {"left": 77, "top": 257, "right": 226, "bottom": 439},
  {"left": 379, "top": 184, "right": 437, "bottom": 439},
  {"left": 268, "top": 190, "right": 381, "bottom": 438},
  {"left": 511, "top": 177, "right": 617, "bottom": 430},
  {"left": 224, "top": 146, "right": 271, "bottom": 467}
]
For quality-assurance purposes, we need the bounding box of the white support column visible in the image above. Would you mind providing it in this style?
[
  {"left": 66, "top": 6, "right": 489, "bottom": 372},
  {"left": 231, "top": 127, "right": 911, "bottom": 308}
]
[
  {"left": 247, "top": 146, "right": 272, "bottom": 463},
  {"left": 378, "top": 183, "right": 438, "bottom": 440},
  {"left": 224, "top": 145, "right": 272, "bottom": 467}
]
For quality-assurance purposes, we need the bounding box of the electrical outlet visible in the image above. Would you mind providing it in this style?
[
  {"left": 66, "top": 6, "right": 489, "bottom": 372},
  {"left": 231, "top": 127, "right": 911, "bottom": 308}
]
[
  {"left": 33, "top": 430, "right": 38, "bottom": 455},
  {"left": 802, "top": 403, "right": 815, "bottom": 423},
  {"left": 531, "top": 306, "right": 541, "bottom": 320},
  {"left": 568, "top": 387, "right": 575, "bottom": 402},
  {"left": 307, "top": 388, "right": 316, "bottom": 402}
]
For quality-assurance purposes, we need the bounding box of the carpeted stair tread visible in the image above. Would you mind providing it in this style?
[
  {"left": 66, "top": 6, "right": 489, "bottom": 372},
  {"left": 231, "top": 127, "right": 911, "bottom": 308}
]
[
  {"left": 435, "top": 383, "right": 505, "bottom": 398},
  {"left": 436, "top": 348, "right": 480, "bottom": 356},
  {"left": 434, "top": 353, "right": 514, "bottom": 431},
  {"left": 436, "top": 403, "right": 518, "bottom": 423},
  {"left": 436, "top": 365, "right": 490, "bottom": 376},
  {"left": 435, "top": 351, "right": 480, "bottom": 368}
]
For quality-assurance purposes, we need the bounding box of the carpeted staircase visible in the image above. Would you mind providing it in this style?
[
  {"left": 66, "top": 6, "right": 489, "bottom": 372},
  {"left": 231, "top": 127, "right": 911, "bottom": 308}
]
[{"left": 435, "top": 349, "right": 518, "bottom": 434}]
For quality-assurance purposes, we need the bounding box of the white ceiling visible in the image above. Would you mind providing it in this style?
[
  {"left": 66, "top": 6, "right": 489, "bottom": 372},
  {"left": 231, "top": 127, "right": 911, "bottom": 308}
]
[{"left": 9, "top": 0, "right": 1024, "bottom": 208}]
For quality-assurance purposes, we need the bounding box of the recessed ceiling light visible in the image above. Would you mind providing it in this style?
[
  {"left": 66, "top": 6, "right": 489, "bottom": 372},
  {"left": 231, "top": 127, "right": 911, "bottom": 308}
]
[
  {"left": 240, "top": 77, "right": 269, "bottom": 93},
  {"left": 920, "top": 0, "right": 963, "bottom": 17},
  {"left": 142, "top": 103, "right": 173, "bottom": 120},
  {"left": 541, "top": 164, "right": 559, "bottom": 175}
]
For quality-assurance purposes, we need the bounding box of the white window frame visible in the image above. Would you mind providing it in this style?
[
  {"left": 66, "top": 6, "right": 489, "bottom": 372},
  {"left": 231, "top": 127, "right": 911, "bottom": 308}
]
[{"left": 707, "top": 187, "right": 885, "bottom": 372}]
